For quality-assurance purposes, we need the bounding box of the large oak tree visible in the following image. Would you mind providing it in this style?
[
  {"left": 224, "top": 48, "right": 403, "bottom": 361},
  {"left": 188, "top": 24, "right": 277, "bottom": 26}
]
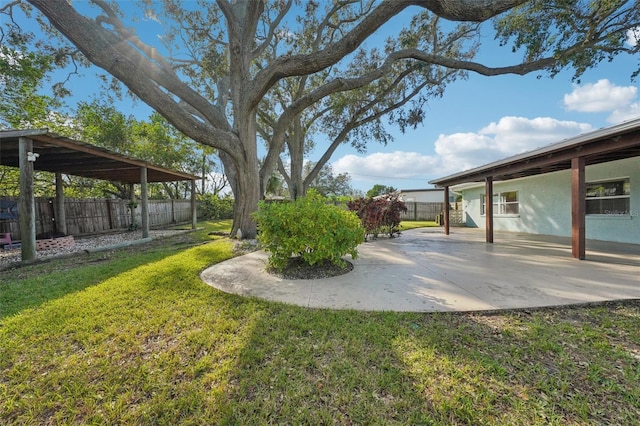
[{"left": 17, "top": 0, "right": 640, "bottom": 237}]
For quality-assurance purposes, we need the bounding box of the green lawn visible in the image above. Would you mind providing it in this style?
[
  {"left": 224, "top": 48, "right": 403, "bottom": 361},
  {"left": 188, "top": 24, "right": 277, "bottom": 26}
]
[
  {"left": 1, "top": 221, "right": 639, "bottom": 424},
  {"left": 400, "top": 220, "right": 440, "bottom": 230}
]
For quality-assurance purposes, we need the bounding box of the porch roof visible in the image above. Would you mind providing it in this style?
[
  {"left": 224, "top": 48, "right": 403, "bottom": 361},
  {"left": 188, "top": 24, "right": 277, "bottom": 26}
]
[{"left": 429, "top": 118, "right": 640, "bottom": 188}]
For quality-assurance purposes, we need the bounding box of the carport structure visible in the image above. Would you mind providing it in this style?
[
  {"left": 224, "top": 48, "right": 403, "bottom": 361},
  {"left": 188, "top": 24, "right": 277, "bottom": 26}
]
[
  {"left": 0, "top": 128, "right": 200, "bottom": 262},
  {"left": 429, "top": 119, "right": 640, "bottom": 260}
]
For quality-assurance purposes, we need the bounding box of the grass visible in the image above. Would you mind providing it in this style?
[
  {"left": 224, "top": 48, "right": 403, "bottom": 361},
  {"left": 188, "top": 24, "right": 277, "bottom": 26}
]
[
  {"left": 400, "top": 220, "right": 439, "bottom": 231},
  {"left": 2, "top": 221, "right": 639, "bottom": 424}
]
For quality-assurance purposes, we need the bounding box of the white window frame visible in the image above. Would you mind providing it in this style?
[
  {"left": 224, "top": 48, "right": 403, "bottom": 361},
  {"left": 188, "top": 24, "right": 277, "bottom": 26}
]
[
  {"left": 585, "top": 177, "right": 630, "bottom": 216},
  {"left": 481, "top": 191, "right": 519, "bottom": 216}
]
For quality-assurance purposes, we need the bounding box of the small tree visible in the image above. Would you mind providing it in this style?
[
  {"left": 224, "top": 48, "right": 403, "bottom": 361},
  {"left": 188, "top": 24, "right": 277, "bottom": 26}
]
[{"left": 253, "top": 190, "right": 364, "bottom": 272}]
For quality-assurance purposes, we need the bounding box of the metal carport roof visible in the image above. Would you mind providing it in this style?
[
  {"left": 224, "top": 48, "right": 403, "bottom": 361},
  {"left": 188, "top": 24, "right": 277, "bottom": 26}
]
[{"left": 0, "top": 128, "right": 200, "bottom": 183}]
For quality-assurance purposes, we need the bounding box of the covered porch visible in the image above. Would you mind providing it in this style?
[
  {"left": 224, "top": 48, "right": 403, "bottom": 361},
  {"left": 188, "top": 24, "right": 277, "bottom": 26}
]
[{"left": 429, "top": 118, "right": 640, "bottom": 260}]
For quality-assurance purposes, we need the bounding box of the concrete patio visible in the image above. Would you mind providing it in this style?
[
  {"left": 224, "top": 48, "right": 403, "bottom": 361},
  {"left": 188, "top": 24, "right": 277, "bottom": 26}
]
[{"left": 200, "top": 227, "right": 640, "bottom": 312}]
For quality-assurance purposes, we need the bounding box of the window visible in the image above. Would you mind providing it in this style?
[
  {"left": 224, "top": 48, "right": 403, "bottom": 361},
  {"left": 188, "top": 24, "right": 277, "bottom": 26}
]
[
  {"left": 481, "top": 191, "right": 519, "bottom": 215},
  {"left": 586, "top": 178, "right": 630, "bottom": 215}
]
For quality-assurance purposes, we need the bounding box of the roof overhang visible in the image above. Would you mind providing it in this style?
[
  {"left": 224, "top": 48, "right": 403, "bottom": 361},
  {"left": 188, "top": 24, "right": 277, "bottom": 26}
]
[
  {"left": 400, "top": 188, "right": 444, "bottom": 193},
  {"left": 429, "top": 118, "right": 640, "bottom": 188},
  {"left": 0, "top": 129, "right": 200, "bottom": 183}
]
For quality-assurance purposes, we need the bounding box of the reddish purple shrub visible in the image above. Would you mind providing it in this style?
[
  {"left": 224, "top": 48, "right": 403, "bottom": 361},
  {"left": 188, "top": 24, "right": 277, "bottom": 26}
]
[{"left": 347, "top": 193, "right": 407, "bottom": 239}]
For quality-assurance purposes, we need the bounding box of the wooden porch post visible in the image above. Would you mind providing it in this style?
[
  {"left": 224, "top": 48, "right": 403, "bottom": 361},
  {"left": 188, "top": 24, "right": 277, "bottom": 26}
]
[
  {"left": 18, "top": 137, "right": 36, "bottom": 261},
  {"left": 443, "top": 186, "right": 450, "bottom": 235},
  {"left": 140, "top": 167, "right": 149, "bottom": 238},
  {"left": 571, "top": 157, "right": 586, "bottom": 259},
  {"left": 54, "top": 172, "right": 67, "bottom": 235},
  {"left": 191, "top": 179, "right": 197, "bottom": 229},
  {"left": 485, "top": 176, "right": 494, "bottom": 243}
]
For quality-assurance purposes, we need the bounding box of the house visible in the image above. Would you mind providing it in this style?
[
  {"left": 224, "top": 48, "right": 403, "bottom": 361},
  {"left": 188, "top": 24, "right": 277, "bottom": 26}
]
[
  {"left": 429, "top": 118, "right": 640, "bottom": 259},
  {"left": 398, "top": 188, "right": 444, "bottom": 203}
]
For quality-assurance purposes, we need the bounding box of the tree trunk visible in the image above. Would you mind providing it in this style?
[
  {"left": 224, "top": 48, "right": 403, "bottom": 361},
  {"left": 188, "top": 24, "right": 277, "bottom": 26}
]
[
  {"left": 222, "top": 0, "right": 264, "bottom": 239},
  {"left": 287, "top": 116, "right": 306, "bottom": 200},
  {"left": 288, "top": 175, "right": 304, "bottom": 200},
  {"left": 227, "top": 119, "right": 260, "bottom": 239},
  {"left": 219, "top": 148, "right": 260, "bottom": 239},
  {"left": 231, "top": 169, "right": 260, "bottom": 239},
  {"left": 218, "top": 151, "right": 238, "bottom": 199}
]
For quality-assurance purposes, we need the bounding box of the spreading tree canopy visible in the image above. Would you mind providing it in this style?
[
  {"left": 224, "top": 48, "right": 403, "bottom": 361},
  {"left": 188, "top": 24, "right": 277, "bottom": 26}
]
[{"left": 4, "top": 0, "right": 639, "bottom": 237}]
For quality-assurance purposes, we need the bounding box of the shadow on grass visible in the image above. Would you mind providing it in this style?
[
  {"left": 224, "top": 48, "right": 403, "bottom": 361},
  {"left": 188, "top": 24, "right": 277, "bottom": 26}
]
[
  {"left": 0, "top": 222, "right": 229, "bottom": 320},
  {"left": 219, "top": 302, "right": 640, "bottom": 424},
  {"left": 1, "top": 221, "right": 639, "bottom": 424}
]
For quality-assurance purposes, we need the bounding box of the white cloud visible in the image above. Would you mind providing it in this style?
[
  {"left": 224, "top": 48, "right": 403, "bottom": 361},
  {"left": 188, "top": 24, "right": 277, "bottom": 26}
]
[
  {"left": 481, "top": 116, "right": 591, "bottom": 151},
  {"left": 438, "top": 116, "right": 591, "bottom": 172},
  {"left": 433, "top": 132, "right": 498, "bottom": 173},
  {"left": 332, "top": 117, "right": 592, "bottom": 186},
  {"left": 563, "top": 79, "right": 640, "bottom": 124},
  {"left": 332, "top": 151, "right": 440, "bottom": 181},
  {"left": 607, "top": 102, "right": 640, "bottom": 124},
  {"left": 626, "top": 27, "right": 640, "bottom": 47},
  {"left": 563, "top": 79, "right": 637, "bottom": 113}
]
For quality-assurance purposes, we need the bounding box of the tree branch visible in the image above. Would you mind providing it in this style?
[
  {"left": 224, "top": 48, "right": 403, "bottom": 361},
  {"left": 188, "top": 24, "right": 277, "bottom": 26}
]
[
  {"left": 305, "top": 73, "right": 436, "bottom": 186},
  {"left": 252, "top": 0, "right": 293, "bottom": 59},
  {"left": 249, "top": 0, "right": 527, "bottom": 108},
  {"left": 420, "top": 0, "right": 527, "bottom": 21},
  {"left": 28, "top": 0, "right": 239, "bottom": 155}
]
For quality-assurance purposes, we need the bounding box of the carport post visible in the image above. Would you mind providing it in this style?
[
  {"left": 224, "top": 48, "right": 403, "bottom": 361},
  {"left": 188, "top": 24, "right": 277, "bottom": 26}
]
[
  {"left": 485, "top": 176, "right": 494, "bottom": 243},
  {"left": 140, "top": 166, "right": 149, "bottom": 238},
  {"left": 571, "top": 157, "right": 586, "bottom": 259},
  {"left": 191, "top": 179, "right": 197, "bottom": 229},
  {"left": 54, "top": 172, "right": 67, "bottom": 235},
  {"left": 443, "top": 186, "right": 450, "bottom": 235},
  {"left": 128, "top": 183, "right": 136, "bottom": 227},
  {"left": 18, "top": 137, "right": 36, "bottom": 261}
]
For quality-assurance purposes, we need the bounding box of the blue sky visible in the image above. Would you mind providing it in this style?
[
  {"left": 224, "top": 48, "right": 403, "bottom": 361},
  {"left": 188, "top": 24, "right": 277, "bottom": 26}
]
[
  {"left": 327, "top": 9, "right": 640, "bottom": 192},
  {"left": 331, "top": 61, "right": 640, "bottom": 192},
  {"left": 13, "top": 1, "right": 640, "bottom": 194}
]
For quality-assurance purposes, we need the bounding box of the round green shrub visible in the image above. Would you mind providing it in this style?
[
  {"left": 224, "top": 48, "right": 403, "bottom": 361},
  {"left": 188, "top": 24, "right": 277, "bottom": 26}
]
[{"left": 253, "top": 190, "right": 365, "bottom": 272}]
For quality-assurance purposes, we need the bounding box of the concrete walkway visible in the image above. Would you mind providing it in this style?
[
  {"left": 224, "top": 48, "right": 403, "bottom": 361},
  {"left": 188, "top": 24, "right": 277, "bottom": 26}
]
[{"left": 200, "top": 227, "right": 640, "bottom": 312}]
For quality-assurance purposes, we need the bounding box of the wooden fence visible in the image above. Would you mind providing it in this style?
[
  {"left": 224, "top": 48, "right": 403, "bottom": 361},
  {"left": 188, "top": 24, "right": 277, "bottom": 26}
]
[
  {"left": 328, "top": 200, "right": 465, "bottom": 225},
  {"left": 0, "top": 197, "right": 199, "bottom": 240},
  {"left": 400, "top": 202, "right": 465, "bottom": 226},
  {"left": 0, "top": 198, "right": 465, "bottom": 239},
  {"left": 400, "top": 202, "right": 445, "bottom": 221}
]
